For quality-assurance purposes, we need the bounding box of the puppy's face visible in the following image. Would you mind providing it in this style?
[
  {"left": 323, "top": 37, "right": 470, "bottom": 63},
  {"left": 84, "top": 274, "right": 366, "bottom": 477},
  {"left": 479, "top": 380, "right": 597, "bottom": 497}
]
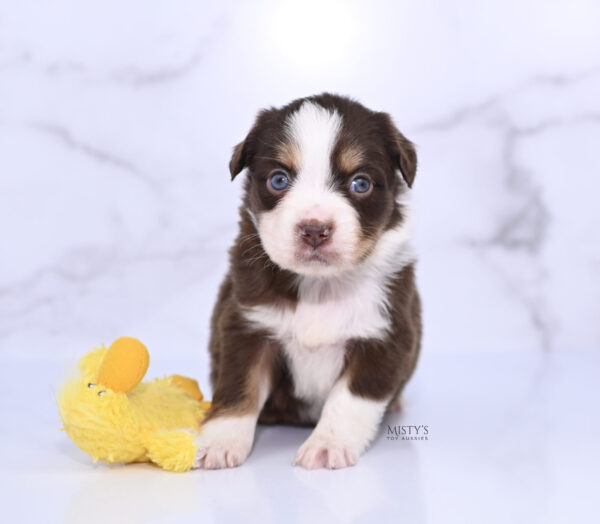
[{"left": 230, "top": 95, "right": 417, "bottom": 277}]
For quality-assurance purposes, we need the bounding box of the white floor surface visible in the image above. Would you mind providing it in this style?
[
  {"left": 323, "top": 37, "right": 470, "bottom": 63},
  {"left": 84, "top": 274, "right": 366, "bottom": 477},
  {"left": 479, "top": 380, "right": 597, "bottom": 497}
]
[{"left": 1, "top": 350, "right": 598, "bottom": 523}]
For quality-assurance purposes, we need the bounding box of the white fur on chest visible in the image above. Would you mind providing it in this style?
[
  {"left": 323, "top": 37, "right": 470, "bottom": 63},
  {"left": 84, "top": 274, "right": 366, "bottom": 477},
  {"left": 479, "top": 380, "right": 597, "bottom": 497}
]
[
  {"left": 282, "top": 339, "right": 345, "bottom": 416},
  {"left": 248, "top": 275, "right": 392, "bottom": 348},
  {"left": 243, "top": 224, "right": 415, "bottom": 407},
  {"left": 244, "top": 274, "right": 390, "bottom": 410}
]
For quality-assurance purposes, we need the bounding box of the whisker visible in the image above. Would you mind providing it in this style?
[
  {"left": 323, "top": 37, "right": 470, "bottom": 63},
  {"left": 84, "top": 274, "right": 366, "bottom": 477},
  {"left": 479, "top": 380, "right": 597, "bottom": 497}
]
[
  {"left": 241, "top": 243, "right": 265, "bottom": 257},
  {"left": 238, "top": 233, "right": 260, "bottom": 247}
]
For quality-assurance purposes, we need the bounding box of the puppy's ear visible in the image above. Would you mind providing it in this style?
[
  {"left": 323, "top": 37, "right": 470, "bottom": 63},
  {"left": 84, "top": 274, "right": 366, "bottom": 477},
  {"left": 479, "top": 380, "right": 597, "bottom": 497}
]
[
  {"left": 229, "top": 109, "right": 274, "bottom": 180},
  {"left": 378, "top": 113, "right": 418, "bottom": 188},
  {"left": 229, "top": 141, "right": 247, "bottom": 180},
  {"left": 394, "top": 131, "right": 417, "bottom": 188}
]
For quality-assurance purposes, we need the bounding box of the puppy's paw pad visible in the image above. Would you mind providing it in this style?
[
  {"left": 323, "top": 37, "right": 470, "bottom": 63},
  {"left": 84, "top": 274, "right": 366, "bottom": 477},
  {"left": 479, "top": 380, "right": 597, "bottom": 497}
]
[{"left": 294, "top": 437, "right": 357, "bottom": 470}]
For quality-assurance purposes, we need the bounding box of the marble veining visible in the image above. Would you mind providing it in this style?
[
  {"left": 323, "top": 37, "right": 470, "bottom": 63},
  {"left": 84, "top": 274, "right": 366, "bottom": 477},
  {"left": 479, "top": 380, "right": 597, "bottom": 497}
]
[{"left": 1, "top": 1, "right": 599, "bottom": 359}]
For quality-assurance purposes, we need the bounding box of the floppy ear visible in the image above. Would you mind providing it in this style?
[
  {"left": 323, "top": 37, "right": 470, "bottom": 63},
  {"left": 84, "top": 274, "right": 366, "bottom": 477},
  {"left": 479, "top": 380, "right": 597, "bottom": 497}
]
[
  {"left": 229, "top": 141, "right": 247, "bottom": 180},
  {"left": 378, "top": 113, "right": 418, "bottom": 188},
  {"left": 229, "top": 109, "right": 276, "bottom": 180},
  {"left": 394, "top": 131, "right": 417, "bottom": 188}
]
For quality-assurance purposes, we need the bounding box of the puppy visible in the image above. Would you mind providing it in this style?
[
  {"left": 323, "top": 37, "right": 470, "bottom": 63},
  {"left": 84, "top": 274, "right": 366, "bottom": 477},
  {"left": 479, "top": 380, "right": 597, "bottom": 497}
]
[{"left": 195, "top": 94, "right": 421, "bottom": 470}]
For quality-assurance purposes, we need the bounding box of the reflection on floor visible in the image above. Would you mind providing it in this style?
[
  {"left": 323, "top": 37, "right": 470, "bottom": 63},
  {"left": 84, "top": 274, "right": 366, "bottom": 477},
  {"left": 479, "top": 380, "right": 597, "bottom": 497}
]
[{"left": 1, "top": 350, "right": 598, "bottom": 523}]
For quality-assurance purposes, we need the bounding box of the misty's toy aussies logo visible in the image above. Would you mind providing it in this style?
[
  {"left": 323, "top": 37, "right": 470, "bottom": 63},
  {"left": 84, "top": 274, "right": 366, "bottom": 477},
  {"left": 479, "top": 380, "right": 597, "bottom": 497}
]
[{"left": 386, "top": 425, "right": 429, "bottom": 441}]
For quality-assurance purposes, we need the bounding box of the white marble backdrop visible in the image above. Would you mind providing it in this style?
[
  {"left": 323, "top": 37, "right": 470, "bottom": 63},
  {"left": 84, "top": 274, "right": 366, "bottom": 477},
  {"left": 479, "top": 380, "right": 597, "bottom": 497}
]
[{"left": 1, "top": 0, "right": 599, "bottom": 359}]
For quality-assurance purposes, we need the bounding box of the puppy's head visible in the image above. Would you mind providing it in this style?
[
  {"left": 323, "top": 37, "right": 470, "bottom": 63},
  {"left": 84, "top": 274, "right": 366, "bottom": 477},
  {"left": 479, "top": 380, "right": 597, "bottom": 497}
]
[{"left": 230, "top": 94, "right": 416, "bottom": 277}]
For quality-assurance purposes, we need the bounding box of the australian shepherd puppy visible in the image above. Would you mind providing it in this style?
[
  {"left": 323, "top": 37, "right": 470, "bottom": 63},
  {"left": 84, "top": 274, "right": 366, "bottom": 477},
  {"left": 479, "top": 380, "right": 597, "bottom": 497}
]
[{"left": 195, "top": 94, "right": 421, "bottom": 470}]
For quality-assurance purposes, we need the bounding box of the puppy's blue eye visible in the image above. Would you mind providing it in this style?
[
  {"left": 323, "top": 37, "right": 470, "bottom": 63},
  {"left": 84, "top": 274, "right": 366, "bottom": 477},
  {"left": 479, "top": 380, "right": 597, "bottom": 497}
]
[
  {"left": 269, "top": 172, "right": 290, "bottom": 191},
  {"left": 350, "top": 176, "right": 371, "bottom": 194}
]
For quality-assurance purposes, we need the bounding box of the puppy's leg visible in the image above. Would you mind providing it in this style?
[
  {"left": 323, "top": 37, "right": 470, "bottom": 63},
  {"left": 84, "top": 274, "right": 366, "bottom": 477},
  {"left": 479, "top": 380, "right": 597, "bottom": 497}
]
[
  {"left": 295, "top": 334, "right": 418, "bottom": 470},
  {"left": 294, "top": 376, "right": 388, "bottom": 470},
  {"left": 195, "top": 319, "right": 274, "bottom": 470}
]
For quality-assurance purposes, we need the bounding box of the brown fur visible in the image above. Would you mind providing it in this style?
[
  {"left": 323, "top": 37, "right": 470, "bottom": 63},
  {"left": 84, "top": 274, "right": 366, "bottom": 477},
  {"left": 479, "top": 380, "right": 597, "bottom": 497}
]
[{"left": 208, "top": 93, "right": 421, "bottom": 425}]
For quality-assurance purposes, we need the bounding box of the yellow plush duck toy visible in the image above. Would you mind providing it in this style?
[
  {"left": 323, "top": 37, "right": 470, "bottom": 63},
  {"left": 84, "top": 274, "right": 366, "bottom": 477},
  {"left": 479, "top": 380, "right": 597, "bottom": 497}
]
[{"left": 57, "top": 337, "right": 211, "bottom": 472}]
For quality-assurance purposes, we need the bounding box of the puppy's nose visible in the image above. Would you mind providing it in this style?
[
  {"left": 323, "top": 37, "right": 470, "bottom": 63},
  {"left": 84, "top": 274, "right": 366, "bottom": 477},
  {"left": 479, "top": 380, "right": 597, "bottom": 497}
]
[{"left": 299, "top": 221, "right": 332, "bottom": 248}]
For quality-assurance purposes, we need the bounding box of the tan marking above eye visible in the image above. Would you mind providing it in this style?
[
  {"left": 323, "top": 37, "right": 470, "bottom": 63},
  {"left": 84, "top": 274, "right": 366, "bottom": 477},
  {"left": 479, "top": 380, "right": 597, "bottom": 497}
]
[
  {"left": 274, "top": 141, "right": 301, "bottom": 172},
  {"left": 338, "top": 145, "right": 365, "bottom": 174}
]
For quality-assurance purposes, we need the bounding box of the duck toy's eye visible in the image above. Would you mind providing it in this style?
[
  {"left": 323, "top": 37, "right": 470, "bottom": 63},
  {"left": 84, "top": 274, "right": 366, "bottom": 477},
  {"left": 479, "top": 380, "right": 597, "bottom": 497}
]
[
  {"left": 87, "top": 383, "right": 96, "bottom": 388},
  {"left": 98, "top": 391, "right": 106, "bottom": 397}
]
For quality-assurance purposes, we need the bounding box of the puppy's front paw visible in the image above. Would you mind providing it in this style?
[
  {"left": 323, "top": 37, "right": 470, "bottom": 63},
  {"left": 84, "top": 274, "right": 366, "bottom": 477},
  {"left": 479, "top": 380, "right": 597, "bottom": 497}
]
[
  {"left": 194, "top": 440, "right": 250, "bottom": 469},
  {"left": 193, "top": 415, "right": 255, "bottom": 470},
  {"left": 294, "top": 435, "right": 358, "bottom": 470}
]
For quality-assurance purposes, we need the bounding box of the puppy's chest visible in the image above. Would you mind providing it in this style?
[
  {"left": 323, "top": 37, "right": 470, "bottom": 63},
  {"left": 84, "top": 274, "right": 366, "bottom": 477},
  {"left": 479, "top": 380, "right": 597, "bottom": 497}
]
[
  {"left": 245, "top": 280, "right": 390, "bottom": 348},
  {"left": 244, "top": 278, "right": 391, "bottom": 403}
]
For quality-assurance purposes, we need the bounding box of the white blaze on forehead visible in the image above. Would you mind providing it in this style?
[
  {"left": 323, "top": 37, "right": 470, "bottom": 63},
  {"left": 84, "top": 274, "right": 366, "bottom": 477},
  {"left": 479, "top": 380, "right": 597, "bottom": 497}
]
[
  {"left": 284, "top": 102, "right": 342, "bottom": 194},
  {"left": 256, "top": 101, "right": 362, "bottom": 276}
]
